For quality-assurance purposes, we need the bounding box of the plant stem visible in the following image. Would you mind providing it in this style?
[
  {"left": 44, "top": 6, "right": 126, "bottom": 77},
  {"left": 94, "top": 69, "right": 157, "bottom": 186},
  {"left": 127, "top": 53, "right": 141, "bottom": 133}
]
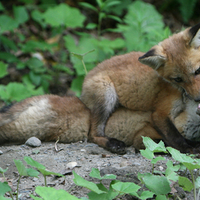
[
  {"left": 190, "top": 170, "right": 196, "bottom": 200},
  {"left": 44, "top": 175, "right": 47, "bottom": 187},
  {"left": 16, "top": 175, "right": 21, "bottom": 200},
  {"left": 81, "top": 59, "right": 87, "bottom": 75}
]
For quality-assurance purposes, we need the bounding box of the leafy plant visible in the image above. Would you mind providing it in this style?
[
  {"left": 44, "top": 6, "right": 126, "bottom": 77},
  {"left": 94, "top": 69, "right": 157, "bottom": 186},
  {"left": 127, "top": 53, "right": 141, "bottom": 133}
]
[
  {"left": 80, "top": 0, "right": 122, "bottom": 36},
  {"left": 117, "top": 0, "right": 171, "bottom": 52}
]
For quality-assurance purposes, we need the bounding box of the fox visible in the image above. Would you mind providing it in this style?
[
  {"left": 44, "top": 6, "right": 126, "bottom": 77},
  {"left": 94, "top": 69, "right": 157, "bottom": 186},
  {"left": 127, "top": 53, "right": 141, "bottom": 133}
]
[
  {"left": 80, "top": 22, "right": 200, "bottom": 154},
  {"left": 1, "top": 23, "right": 200, "bottom": 154},
  {"left": 0, "top": 94, "right": 200, "bottom": 154}
]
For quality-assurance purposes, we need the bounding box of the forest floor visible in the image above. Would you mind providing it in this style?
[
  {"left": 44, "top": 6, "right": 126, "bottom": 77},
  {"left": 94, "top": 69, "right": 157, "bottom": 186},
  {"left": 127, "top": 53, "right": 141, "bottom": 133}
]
[{"left": 0, "top": 141, "right": 194, "bottom": 200}]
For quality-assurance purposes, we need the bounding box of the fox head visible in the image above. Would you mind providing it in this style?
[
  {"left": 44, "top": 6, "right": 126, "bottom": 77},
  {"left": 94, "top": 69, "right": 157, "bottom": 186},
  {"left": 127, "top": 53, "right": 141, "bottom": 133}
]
[{"left": 139, "top": 23, "right": 200, "bottom": 102}]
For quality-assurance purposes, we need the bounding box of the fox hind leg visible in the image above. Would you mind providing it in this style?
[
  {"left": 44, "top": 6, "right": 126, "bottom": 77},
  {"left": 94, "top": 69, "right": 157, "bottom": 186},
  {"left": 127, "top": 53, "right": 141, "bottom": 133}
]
[{"left": 81, "top": 77, "right": 126, "bottom": 154}]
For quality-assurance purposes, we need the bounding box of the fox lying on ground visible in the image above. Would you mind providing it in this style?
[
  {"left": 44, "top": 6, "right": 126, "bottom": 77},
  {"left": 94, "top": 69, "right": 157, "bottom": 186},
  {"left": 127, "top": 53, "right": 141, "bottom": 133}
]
[{"left": 1, "top": 23, "right": 200, "bottom": 154}]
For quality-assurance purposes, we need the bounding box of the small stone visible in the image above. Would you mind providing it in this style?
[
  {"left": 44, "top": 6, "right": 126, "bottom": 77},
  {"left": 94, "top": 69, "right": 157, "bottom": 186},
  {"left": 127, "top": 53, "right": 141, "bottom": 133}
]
[
  {"left": 159, "top": 166, "right": 164, "bottom": 171},
  {"left": 66, "top": 162, "right": 77, "bottom": 170},
  {"left": 25, "top": 137, "right": 41, "bottom": 147},
  {"left": 80, "top": 149, "right": 86, "bottom": 152},
  {"left": 120, "top": 161, "right": 128, "bottom": 167},
  {"left": 0, "top": 150, "right": 3, "bottom": 155}
]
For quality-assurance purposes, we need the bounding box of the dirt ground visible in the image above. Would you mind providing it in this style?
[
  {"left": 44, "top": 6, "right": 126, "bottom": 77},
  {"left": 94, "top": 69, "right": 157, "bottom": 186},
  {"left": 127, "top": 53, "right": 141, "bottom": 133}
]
[{"left": 0, "top": 140, "right": 195, "bottom": 200}]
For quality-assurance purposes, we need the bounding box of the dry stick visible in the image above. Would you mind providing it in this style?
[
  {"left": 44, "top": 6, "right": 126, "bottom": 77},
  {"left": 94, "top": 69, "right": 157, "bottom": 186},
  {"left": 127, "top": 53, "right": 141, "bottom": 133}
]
[{"left": 55, "top": 137, "right": 64, "bottom": 152}]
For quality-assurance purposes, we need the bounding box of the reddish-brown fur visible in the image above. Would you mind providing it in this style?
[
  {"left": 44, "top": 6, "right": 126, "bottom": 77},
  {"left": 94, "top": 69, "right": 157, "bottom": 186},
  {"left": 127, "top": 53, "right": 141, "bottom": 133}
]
[{"left": 1, "top": 24, "right": 200, "bottom": 153}]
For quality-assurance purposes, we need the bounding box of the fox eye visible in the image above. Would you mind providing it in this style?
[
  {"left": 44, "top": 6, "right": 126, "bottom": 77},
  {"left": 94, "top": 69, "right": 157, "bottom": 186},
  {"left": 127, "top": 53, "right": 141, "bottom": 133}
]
[
  {"left": 173, "top": 77, "right": 183, "bottom": 83},
  {"left": 195, "top": 68, "right": 200, "bottom": 75}
]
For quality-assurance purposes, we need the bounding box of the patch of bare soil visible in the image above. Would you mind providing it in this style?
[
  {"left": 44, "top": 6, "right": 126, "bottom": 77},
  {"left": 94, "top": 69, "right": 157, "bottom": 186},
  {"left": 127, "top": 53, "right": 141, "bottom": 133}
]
[{"left": 0, "top": 141, "right": 194, "bottom": 200}]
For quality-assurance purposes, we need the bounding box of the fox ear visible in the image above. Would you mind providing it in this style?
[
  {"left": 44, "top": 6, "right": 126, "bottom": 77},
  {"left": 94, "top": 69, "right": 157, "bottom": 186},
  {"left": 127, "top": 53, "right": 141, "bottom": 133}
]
[
  {"left": 138, "top": 48, "right": 166, "bottom": 69},
  {"left": 189, "top": 23, "right": 200, "bottom": 48}
]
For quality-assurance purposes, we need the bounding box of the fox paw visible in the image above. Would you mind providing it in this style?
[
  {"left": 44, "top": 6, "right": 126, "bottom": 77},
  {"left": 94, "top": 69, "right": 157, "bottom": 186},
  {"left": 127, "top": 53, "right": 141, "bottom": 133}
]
[{"left": 106, "top": 138, "right": 126, "bottom": 154}]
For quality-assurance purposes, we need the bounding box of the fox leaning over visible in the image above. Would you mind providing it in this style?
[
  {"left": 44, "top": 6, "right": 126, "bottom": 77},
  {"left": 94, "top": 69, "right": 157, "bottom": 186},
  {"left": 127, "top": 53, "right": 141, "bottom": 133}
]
[
  {"left": 81, "top": 23, "right": 200, "bottom": 154},
  {"left": 1, "top": 24, "right": 200, "bottom": 154}
]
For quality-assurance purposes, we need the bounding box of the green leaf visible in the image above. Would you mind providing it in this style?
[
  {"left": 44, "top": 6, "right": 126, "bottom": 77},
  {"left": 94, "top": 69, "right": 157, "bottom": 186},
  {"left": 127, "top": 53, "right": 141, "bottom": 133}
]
[
  {"left": 13, "top": 6, "right": 29, "bottom": 25},
  {"left": 0, "top": 182, "right": 11, "bottom": 196},
  {"left": 140, "top": 148, "right": 154, "bottom": 160},
  {"left": 0, "top": 15, "right": 18, "bottom": 33},
  {"left": 165, "top": 160, "right": 180, "bottom": 182},
  {"left": 31, "top": 10, "right": 46, "bottom": 28},
  {"left": 26, "top": 57, "right": 43, "bottom": 70},
  {"left": 0, "top": 52, "right": 19, "bottom": 63},
  {"left": 86, "top": 23, "right": 97, "bottom": 29},
  {"left": 0, "top": 35, "right": 18, "bottom": 51},
  {"left": 142, "top": 137, "right": 167, "bottom": 153},
  {"left": 34, "top": 186, "right": 79, "bottom": 200},
  {"left": 178, "top": 176, "right": 194, "bottom": 192},
  {"left": 73, "top": 171, "right": 105, "bottom": 194},
  {"left": 0, "top": 167, "right": 8, "bottom": 174},
  {"left": 177, "top": 0, "right": 197, "bottom": 23},
  {"left": 151, "top": 156, "right": 165, "bottom": 164},
  {"left": 0, "top": 2, "right": 5, "bottom": 11},
  {"left": 21, "top": 40, "right": 54, "bottom": 53},
  {"left": 88, "top": 183, "right": 119, "bottom": 200},
  {"left": 139, "top": 191, "right": 154, "bottom": 199},
  {"left": 112, "top": 182, "right": 141, "bottom": 194},
  {"left": 89, "top": 168, "right": 116, "bottom": 180},
  {"left": 27, "top": 168, "right": 40, "bottom": 177},
  {"left": 24, "top": 156, "right": 46, "bottom": 170},
  {"left": 42, "top": 4, "right": 85, "bottom": 28},
  {"left": 38, "top": 168, "right": 63, "bottom": 177},
  {"left": 0, "top": 82, "right": 37, "bottom": 102},
  {"left": 79, "top": 2, "right": 98, "bottom": 12},
  {"left": 70, "top": 76, "right": 84, "bottom": 97},
  {"left": 156, "top": 195, "right": 168, "bottom": 200},
  {"left": 0, "top": 62, "right": 8, "bottom": 78},
  {"left": 195, "top": 177, "right": 200, "bottom": 188},
  {"left": 52, "top": 64, "right": 74, "bottom": 75},
  {"left": 14, "top": 159, "right": 28, "bottom": 176},
  {"left": 167, "top": 147, "right": 200, "bottom": 170},
  {"left": 142, "top": 173, "right": 171, "bottom": 195}
]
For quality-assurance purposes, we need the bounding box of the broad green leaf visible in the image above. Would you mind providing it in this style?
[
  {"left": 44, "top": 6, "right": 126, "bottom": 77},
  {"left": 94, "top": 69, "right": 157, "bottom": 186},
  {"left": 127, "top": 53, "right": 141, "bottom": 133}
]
[
  {"left": 89, "top": 168, "right": 116, "bottom": 180},
  {"left": 0, "top": 182, "right": 11, "bottom": 196},
  {"left": 0, "top": 195, "right": 11, "bottom": 200},
  {"left": 79, "top": 2, "right": 98, "bottom": 12},
  {"left": 117, "top": 1, "right": 171, "bottom": 52},
  {"left": 73, "top": 171, "right": 105, "bottom": 194},
  {"left": 167, "top": 147, "right": 200, "bottom": 170},
  {"left": 177, "top": 0, "right": 197, "bottom": 23},
  {"left": 27, "top": 168, "right": 40, "bottom": 177},
  {"left": 0, "top": 62, "right": 8, "bottom": 78},
  {"left": 0, "top": 15, "right": 18, "bottom": 32},
  {"left": 42, "top": 4, "right": 85, "bottom": 28},
  {"left": 0, "top": 52, "right": 19, "bottom": 63},
  {"left": 24, "top": 156, "right": 46, "bottom": 169},
  {"left": 26, "top": 57, "right": 43, "bottom": 70},
  {"left": 151, "top": 156, "right": 165, "bottom": 164},
  {"left": 31, "top": 10, "right": 46, "bottom": 28},
  {"left": 139, "top": 191, "right": 154, "bottom": 199},
  {"left": 0, "top": 167, "right": 8, "bottom": 174},
  {"left": 178, "top": 176, "right": 193, "bottom": 192},
  {"left": 142, "top": 137, "right": 167, "bottom": 153},
  {"left": 0, "top": 83, "right": 35, "bottom": 102},
  {"left": 70, "top": 76, "right": 84, "bottom": 97},
  {"left": 165, "top": 160, "right": 180, "bottom": 182},
  {"left": 112, "top": 182, "right": 141, "bottom": 194},
  {"left": 140, "top": 148, "right": 154, "bottom": 160},
  {"left": 13, "top": 6, "right": 29, "bottom": 25},
  {"left": 34, "top": 186, "right": 79, "bottom": 200},
  {"left": 0, "top": 35, "right": 18, "bottom": 51},
  {"left": 195, "top": 177, "right": 200, "bottom": 188},
  {"left": 0, "top": 2, "right": 5, "bottom": 11},
  {"left": 14, "top": 159, "right": 28, "bottom": 176},
  {"left": 142, "top": 173, "right": 171, "bottom": 195},
  {"left": 29, "top": 195, "right": 43, "bottom": 200},
  {"left": 88, "top": 184, "right": 118, "bottom": 200},
  {"left": 38, "top": 168, "right": 63, "bottom": 177},
  {"left": 156, "top": 195, "right": 168, "bottom": 200},
  {"left": 52, "top": 64, "right": 74, "bottom": 75}
]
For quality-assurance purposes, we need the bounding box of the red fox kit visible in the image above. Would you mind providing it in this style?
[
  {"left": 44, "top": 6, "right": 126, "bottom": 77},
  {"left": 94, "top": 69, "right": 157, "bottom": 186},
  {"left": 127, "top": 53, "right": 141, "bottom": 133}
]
[
  {"left": 1, "top": 24, "right": 200, "bottom": 154},
  {"left": 81, "top": 23, "right": 200, "bottom": 153}
]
